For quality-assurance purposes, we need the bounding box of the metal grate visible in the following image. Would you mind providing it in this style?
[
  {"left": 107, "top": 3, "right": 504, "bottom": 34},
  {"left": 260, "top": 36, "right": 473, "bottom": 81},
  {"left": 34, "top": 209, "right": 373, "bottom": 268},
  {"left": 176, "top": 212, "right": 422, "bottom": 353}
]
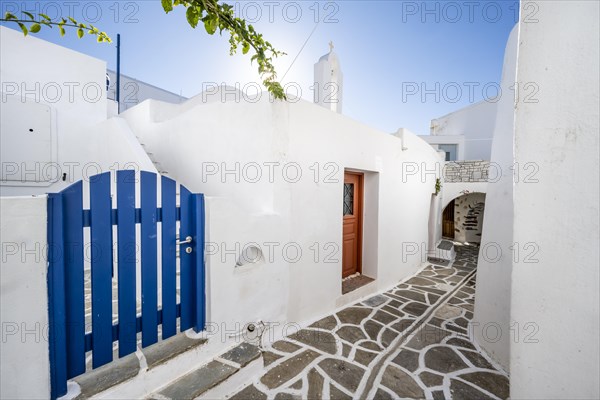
[{"left": 343, "top": 183, "right": 354, "bottom": 216}]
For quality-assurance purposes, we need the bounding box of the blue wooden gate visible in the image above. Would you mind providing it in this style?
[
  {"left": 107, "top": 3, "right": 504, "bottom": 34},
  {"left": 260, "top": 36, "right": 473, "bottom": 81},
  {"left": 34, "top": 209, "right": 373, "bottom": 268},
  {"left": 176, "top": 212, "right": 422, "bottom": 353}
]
[{"left": 47, "top": 171, "right": 205, "bottom": 399}]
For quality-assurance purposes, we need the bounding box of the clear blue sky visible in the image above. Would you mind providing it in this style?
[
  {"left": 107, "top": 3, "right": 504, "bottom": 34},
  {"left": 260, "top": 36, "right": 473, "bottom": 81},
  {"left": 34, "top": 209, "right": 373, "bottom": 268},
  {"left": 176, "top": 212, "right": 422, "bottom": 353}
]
[{"left": 1, "top": 1, "right": 518, "bottom": 134}]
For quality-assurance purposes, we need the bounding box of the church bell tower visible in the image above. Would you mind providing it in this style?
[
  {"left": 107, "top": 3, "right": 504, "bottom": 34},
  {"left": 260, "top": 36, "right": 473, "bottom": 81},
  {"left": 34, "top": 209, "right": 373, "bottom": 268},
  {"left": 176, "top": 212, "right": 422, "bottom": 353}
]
[{"left": 313, "top": 41, "right": 343, "bottom": 113}]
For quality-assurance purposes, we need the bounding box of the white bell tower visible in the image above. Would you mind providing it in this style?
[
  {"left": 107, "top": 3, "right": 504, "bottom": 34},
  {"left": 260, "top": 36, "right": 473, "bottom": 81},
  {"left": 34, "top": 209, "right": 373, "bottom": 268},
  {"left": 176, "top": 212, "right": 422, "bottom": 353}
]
[{"left": 313, "top": 41, "right": 343, "bottom": 113}]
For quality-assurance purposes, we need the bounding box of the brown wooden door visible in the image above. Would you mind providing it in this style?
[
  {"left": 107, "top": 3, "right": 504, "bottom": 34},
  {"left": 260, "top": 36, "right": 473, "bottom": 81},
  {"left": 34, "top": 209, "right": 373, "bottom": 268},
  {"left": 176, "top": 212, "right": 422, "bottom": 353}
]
[
  {"left": 342, "top": 172, "right": 363, "bottom": 278},
  {"left": 442, "top": 199, "right": 455, "bottom": 239}
]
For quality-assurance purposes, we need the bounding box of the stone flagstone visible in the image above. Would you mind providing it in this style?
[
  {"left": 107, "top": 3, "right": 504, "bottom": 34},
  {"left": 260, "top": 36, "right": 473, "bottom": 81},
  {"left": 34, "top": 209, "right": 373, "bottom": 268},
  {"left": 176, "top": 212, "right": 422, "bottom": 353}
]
[{"left": 227, "top": 244, "right": 509, "bottom": 400}]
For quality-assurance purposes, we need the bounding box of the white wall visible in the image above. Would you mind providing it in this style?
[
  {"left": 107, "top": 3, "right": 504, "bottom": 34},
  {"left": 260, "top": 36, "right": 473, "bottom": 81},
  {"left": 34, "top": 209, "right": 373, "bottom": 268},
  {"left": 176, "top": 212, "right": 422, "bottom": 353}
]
[
  {"left": 472, "top": 24, "right": 519, "bottom": 371},
  {"left": 0, "top": 196, "right": 50, "bottom": 399},
  {"left": 122, "top": 95, "right": 441, "bottom": 328},
  {"left": 107, "top": 70, "right": 186, "bottom": 113},
  {"left": 429, "top": 99, "right": 497, "bottom": 160},
  {"left": 0, "top": 26, "right": 157, "bottom": 198},
  {"left": 510, "top": 1, "right": 599, "bottom": 398}
]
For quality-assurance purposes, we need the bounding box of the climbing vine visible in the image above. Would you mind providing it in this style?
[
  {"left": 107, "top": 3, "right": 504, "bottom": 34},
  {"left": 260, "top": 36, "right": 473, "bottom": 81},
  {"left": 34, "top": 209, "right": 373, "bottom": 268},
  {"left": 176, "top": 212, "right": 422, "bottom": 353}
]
[
  {"left": 1, "top": 0, "right": 286, "bottom": 99},
  {"left": 161, "top": 0, "right": 286, "bottom": 100},
  {"left": 1, "top": 11, "right": 111, "bottom": 42}
]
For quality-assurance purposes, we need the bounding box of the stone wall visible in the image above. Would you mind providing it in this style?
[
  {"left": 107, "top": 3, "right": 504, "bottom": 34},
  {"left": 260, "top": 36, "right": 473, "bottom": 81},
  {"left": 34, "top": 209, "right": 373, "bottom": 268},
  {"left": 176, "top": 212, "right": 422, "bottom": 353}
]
[{"left": 444, "top": 161, "right": 489, "bottom": 183}]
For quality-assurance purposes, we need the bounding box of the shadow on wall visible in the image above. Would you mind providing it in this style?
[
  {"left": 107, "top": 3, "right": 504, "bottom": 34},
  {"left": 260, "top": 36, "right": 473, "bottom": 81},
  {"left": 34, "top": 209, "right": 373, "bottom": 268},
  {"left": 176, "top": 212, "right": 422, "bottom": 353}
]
[{"left": 451, "top": 193, "right": 486, "bottom": 243}]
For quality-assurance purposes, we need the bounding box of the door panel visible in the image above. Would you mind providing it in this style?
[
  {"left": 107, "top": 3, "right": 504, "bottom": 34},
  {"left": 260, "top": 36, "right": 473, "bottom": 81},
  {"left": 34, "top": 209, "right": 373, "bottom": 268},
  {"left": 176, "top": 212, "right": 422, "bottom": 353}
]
[
  {"left": 442, "top": 199, "right": 455, "bottom": 238},
  {"left": 342, "top": 172, "right": 363, "bottom": 278}
]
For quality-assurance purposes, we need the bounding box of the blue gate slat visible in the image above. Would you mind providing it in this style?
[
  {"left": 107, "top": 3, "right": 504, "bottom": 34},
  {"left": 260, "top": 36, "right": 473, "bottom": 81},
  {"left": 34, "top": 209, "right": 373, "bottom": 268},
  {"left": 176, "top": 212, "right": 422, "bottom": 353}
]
[
  {"left": 179, "top": 185, "right": 194, "bottom": 331},
  {"left": 62, "top": 181, "right": 86, "bottom": 378},
  {"left": 193, "top": 194, "right": 206, "bottom": 333},
  {"left": 48, "top": 193, "right": 68, "bottom": 399},
  {"left": 90, "top": 172, "right": 114, "bottom": 368},
  {"left": 116, "top": 170, "right": 137, "bottom": 357},
  {"left": 140, "top": 172, "right": 158, "bottom": 347},
  {"left": 161, "top": 176, "right": 177, "bottom": 339}
]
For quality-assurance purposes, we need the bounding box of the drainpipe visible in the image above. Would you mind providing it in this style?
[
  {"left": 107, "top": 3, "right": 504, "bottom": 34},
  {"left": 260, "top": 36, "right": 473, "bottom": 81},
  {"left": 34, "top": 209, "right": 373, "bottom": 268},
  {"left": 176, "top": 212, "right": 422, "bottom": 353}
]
[{"left": 116, "top": 33, "right": 121, "bottom": 113}]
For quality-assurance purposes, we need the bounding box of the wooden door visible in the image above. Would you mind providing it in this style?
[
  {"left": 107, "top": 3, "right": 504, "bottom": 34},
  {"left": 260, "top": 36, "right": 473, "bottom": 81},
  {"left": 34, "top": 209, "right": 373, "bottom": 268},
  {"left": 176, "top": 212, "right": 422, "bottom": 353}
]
[
  {"left": 342, "top": 172, "right": 363, "bottom": 278},
  {"left": 442, "top": 199, "right": 455, "bottom": 239}
]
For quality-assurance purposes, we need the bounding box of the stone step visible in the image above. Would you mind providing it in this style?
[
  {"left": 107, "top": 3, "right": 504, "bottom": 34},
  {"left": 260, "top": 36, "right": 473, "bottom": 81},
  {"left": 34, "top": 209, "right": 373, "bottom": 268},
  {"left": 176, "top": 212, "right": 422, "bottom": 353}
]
[
  {"left": 151, "top": 342, "right": 261, "bottom": 400},
  {"left": 73, "top": 353, "right": 140, "bottom": 399},
  {"left": 145, "top": 334, "right": 208, "bottom": 370},
  {"left": 431, "top": 239, "right": 456, "bottom": 262},
  {"left": 70, "top": 333, "right": 207, "bottom": 399}
]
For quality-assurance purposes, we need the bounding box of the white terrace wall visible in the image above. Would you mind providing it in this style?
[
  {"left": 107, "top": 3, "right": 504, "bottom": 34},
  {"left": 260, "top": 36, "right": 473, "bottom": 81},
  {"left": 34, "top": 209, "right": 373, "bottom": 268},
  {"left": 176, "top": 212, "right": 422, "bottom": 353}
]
[
  {"left": 429, "top": 99, "right": 497, "bottom": 161},
  {"left": 509, "top": 1, "right": 599, "bottom": 398},
  {"left": 0, "top": 26, "right": 157, "bottom": 198},
  {"left": 0, "top": 196, "right": 50, "bottom": 399},
  {"left": 472, "top": 24, "right": 519, "bottom": 371},
  {"left": 121, "top": 95, "right": 442, "bottom": 329}
]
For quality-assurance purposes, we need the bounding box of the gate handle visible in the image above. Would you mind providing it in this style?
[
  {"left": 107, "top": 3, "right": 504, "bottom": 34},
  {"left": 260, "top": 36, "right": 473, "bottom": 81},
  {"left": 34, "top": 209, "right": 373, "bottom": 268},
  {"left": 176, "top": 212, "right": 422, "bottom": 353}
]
[{"left": 176, "top": 236, "right": 193, "bottom": 245}]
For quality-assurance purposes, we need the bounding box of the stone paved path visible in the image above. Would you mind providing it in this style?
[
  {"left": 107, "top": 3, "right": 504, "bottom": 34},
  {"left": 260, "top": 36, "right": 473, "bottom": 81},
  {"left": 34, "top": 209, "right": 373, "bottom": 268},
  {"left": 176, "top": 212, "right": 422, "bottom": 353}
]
[{"left": 229, "top": 244, "right": 509, "bottom": 399}]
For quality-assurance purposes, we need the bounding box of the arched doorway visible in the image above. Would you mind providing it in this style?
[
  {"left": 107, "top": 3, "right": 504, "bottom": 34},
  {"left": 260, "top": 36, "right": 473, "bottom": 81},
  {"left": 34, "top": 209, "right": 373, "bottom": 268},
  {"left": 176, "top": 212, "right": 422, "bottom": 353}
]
[{"left": 442, "top": 192, "right": 486, "bottom": 243}]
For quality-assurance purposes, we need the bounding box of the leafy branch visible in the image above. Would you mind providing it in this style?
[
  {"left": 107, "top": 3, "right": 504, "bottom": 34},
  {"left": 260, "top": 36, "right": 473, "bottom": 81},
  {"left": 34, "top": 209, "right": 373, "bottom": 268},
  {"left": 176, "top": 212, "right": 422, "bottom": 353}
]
[
  {"left": 162, "top": 0, "right": 287, "bottom": 100},
  {"left": 1, "top": 11, "right": 111, "bottom": 42}
]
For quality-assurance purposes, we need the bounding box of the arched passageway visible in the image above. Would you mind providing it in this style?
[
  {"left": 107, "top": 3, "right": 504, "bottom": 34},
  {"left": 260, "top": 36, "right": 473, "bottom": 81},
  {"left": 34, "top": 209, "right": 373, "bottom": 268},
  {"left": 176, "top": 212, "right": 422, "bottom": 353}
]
[{"left": 442, "top": 192, "right": 486, "bottom": 243}]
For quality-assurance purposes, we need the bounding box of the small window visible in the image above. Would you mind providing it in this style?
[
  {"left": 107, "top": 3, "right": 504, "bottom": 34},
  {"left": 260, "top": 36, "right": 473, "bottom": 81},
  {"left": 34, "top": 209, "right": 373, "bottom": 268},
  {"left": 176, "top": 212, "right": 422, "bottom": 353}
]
[
  {"left": 343, "top": 183, "right": 354, "bottom": 215},
  {"left": 438, "top": 144, "right": 458, "bottom": 161}
]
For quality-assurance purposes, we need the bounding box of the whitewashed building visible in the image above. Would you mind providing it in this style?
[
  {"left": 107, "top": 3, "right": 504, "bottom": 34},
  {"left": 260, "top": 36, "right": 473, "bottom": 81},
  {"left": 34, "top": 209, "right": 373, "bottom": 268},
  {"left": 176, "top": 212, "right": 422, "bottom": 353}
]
[
  {"left": 418, "top": 83, "right": 498, "bottom": 244},
  {"left": 0, "top": 25, "right": 443, "bottom": 398},
  {"left": 1, "top": 0, "right": 598, "bottom": 397}
]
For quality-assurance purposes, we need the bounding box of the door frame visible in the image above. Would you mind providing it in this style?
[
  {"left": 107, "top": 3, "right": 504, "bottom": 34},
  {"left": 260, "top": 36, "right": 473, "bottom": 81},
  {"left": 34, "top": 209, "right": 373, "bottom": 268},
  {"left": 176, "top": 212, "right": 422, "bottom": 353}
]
[{"left": 343, "top": 170, "right": 364, "bottom": 277}]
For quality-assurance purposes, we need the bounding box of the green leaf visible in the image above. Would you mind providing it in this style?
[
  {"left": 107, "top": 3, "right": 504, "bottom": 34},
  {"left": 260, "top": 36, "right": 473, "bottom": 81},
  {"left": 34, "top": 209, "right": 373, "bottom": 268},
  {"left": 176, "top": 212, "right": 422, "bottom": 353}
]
[
  {"left": 161, "top": 0, "right": 173, "bottom": 13},
  {"left": 59, "top": 25, "right": 65, "bottom": 36},
  {"left": 204, "top": 17, "right": 218, "bottom": 35},
  {"left": 22, "top": 11, "right": 34, "bottom": 20},
  {"left": 242, "top": 42, "right": 250, "bottom": 55},
  {"left": 39, "top": 13, "right": 51, "bottom": 21},
  {"left": 68, "top": 17, "right": 77, "bottom": 24},
  {"left": 17, "top": 22, "right": 27, "bottom": 36},
  {"left": 77, "top": 28, "right": 84, "bottom": 38},
  {"left": 4, "top": 12, "right": 17, "bottom": 20},
  {"left": 30, "top": 23, "right": 41, "bottom": 33},
  {"left": 186, "top": 7, "right": 199, "bottom": 28}
]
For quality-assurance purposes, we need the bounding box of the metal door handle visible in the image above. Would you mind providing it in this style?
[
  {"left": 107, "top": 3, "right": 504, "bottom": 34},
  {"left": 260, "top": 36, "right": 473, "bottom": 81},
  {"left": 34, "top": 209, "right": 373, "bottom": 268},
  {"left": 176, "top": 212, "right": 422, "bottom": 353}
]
[{"left": 176, "top": 236, "right": 193, "bottom": 245}]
